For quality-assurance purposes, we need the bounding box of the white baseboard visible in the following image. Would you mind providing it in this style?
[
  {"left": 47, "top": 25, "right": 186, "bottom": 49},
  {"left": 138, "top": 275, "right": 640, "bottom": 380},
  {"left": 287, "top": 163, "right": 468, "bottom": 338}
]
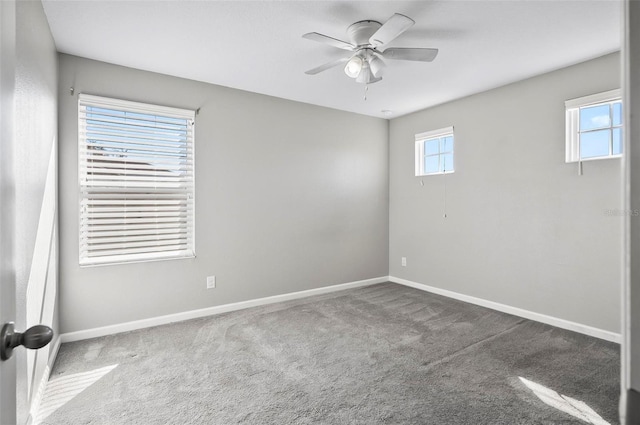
[
  {"left": 60, "top": 276, "right": 389, "bottom": 343},
  {"left": 60, "top": 275, "right": 619, "bottom": 344},
  {"left": 389, "top": 276, "right": 621, "bottom": 344}
]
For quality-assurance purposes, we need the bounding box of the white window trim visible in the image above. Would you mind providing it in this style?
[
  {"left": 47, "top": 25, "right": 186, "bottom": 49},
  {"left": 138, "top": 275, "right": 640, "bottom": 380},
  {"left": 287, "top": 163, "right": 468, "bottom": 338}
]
[
  {"left": 565, "top": 89, "right": 622, "bottom": 163},
  {"left": 415, "top": 126, "right": 454, "bottom": 176},
  {"left": 78, "top": 94, "right": 196, "bottom": 266}
]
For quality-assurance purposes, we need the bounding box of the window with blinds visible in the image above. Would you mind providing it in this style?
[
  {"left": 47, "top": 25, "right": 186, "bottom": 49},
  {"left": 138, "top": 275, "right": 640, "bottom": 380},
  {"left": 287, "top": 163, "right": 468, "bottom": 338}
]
[{"left": 78, "top": 94, "right": 195, "bottom": 266}]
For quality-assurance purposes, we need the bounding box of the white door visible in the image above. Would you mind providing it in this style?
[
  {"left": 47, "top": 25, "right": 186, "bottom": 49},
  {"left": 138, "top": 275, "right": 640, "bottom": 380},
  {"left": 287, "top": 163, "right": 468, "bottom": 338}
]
[
  {"left": 1, "top": 1, "right": 58, "bottom": 423},
  {"left": 0, "top": 0, "right": 18, "bottom": 422}
]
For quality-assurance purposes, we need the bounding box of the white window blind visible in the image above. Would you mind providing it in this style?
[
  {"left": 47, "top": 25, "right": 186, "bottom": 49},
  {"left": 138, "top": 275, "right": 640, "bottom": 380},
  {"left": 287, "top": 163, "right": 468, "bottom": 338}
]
[{"left": 78, "top": 94, "right": 195, "bottom": 266}]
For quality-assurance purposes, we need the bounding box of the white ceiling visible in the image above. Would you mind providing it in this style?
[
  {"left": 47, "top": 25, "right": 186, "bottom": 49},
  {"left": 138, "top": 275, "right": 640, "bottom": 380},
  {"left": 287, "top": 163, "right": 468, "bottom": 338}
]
[{"left": 41, "top": 0, "right": 622, "bottom": 119}]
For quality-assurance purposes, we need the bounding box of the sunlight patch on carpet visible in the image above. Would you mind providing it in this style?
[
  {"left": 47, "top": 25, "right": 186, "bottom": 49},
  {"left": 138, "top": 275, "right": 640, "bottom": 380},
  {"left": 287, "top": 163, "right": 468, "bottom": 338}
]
[
  {"left": 34, "top": 364, "right": 118, "bottom": 424},
  {"left": 519, "top": 377, "right": 610, "bottom": 425}
]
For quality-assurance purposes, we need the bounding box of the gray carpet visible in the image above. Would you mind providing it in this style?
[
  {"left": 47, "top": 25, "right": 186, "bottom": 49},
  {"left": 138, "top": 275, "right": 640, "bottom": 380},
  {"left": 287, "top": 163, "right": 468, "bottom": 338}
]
[{"left": 41, "top": 283, "right": 619, "bottom": 424}]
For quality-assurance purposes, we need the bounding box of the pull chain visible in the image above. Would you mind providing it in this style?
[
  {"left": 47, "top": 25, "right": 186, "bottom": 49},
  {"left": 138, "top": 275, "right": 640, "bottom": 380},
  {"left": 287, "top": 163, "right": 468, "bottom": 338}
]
[{"left": 363, "top": 84, "right": 369, "bottom": 101}]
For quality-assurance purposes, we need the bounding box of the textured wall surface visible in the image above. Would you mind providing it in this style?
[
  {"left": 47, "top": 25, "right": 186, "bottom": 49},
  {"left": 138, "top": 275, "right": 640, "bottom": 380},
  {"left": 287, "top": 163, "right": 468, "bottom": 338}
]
[
  {"left": 389, "top": 53, "right": 622, "bottom": 334},
  {"left": 58, "top": 54, "right": 389, "bottom": 333}
]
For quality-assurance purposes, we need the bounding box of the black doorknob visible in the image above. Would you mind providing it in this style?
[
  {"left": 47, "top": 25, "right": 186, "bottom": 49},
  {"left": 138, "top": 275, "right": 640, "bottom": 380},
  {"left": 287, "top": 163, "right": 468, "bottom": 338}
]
[{"left": 0, "top": 322, "right": 54, "bottom": 361}]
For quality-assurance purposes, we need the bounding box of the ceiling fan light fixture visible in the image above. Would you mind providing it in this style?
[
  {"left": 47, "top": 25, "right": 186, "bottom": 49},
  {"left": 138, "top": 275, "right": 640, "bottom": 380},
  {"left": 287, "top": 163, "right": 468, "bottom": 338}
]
[
  {"left": 344, "top": 55, "right": 363, "bottom": 78},
  {"left": 369, "top": 56, "right": 385, "bottom": 78},
  {"left": 356, "top": 61, "right": 372, "bottom": 84}
]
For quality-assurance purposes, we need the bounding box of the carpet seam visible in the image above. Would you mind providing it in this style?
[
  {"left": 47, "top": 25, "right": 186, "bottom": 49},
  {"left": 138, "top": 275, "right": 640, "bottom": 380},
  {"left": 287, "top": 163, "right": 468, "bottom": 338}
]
[{"left": 420, "top": 319, "right": 527, "bottom": 372}]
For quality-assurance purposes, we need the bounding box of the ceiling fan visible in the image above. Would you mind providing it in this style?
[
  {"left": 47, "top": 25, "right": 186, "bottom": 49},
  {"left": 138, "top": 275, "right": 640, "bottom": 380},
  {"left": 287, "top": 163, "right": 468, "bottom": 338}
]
[{"left": 303, "top": 13, "right": 439, "bottom": 84}]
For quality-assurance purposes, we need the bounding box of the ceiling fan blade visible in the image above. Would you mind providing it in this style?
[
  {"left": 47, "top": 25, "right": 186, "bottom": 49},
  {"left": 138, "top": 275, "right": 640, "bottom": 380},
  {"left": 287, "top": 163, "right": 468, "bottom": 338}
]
[
  {"left": 305, "top": 57, "right": 350, "bottom": 75},
  {"left": 382, "top": 48, "right": 439, "bottom": 62},
  {"left": 369, "top": 13, "right": 415, "bottom": 47},
  {"left": 302, "top": 32, "right": 355, "bottom": 51}
]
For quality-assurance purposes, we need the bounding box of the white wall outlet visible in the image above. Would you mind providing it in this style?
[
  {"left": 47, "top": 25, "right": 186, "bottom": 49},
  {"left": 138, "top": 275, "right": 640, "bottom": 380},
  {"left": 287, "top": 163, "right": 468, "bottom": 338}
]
[
  {"left": 206, "top": 275, "right": 216, "bottom": 289},
  {"left": 401, "top": 257, "right": 407, "bottom": 267}
]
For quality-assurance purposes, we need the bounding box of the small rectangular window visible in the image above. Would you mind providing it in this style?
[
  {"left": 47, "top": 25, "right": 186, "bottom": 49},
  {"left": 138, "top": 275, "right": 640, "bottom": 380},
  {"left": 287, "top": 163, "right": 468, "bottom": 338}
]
[
  {"left": 565, "top": 89, "right": 622, "bottom": 163},
  {"left": 415, "top": 126, "right": 454, "bottom": 176},
  {"left": 78, "top": 94, "right": 195, "bottom": 266}
]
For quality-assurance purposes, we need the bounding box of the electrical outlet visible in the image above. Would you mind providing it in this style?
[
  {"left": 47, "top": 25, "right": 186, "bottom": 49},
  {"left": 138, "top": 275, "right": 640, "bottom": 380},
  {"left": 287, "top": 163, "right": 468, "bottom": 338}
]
[
  {"left": 401, "top": 257, "right": 407, "bottom": 267},
  {"left": 206, "top": 275, "right": 216, "bottom": 289}
]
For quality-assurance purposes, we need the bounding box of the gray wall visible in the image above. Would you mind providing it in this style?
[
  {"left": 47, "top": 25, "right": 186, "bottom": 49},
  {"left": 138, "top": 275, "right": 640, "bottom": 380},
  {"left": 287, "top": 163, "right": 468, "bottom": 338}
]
[
  {"left": 58, "top": 54, "right": 389, "bottom": 333},
  {"left": 389, "top": 53, "right": 622, "bottom": 334},
  {"left": 14, "top": 0, "right": 58, "bottom": 422}
]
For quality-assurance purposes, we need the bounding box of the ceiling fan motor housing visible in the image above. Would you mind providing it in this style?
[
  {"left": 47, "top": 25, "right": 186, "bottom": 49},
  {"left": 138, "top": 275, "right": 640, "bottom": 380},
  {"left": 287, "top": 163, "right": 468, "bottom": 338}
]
[{"left": 347, "top": 20, "right": 382, "bottom": 47}]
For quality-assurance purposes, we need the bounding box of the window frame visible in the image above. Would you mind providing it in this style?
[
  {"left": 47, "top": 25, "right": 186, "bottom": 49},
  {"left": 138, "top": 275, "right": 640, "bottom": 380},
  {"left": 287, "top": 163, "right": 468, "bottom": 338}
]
[
  {"left": 78, "top": 94, "right": 196, "bottom": 267},
  {"left": 415, "top": 126, "right": 455, "bottom": 177},
  {"left": 565, "top": 89, "right": 622, "bottom": 163}
]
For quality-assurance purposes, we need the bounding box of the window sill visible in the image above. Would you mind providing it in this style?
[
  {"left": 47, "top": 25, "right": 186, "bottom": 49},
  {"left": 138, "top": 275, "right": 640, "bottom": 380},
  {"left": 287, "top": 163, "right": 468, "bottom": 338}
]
[
  {"left": 416, "top": 170, "right": 455, "bottom": 177},
  {"left": 566, "top": 154, "right": 623, "bottom": 164},
  {"left": 80, "top": 253, "right": 196, "bottom": 268}
]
